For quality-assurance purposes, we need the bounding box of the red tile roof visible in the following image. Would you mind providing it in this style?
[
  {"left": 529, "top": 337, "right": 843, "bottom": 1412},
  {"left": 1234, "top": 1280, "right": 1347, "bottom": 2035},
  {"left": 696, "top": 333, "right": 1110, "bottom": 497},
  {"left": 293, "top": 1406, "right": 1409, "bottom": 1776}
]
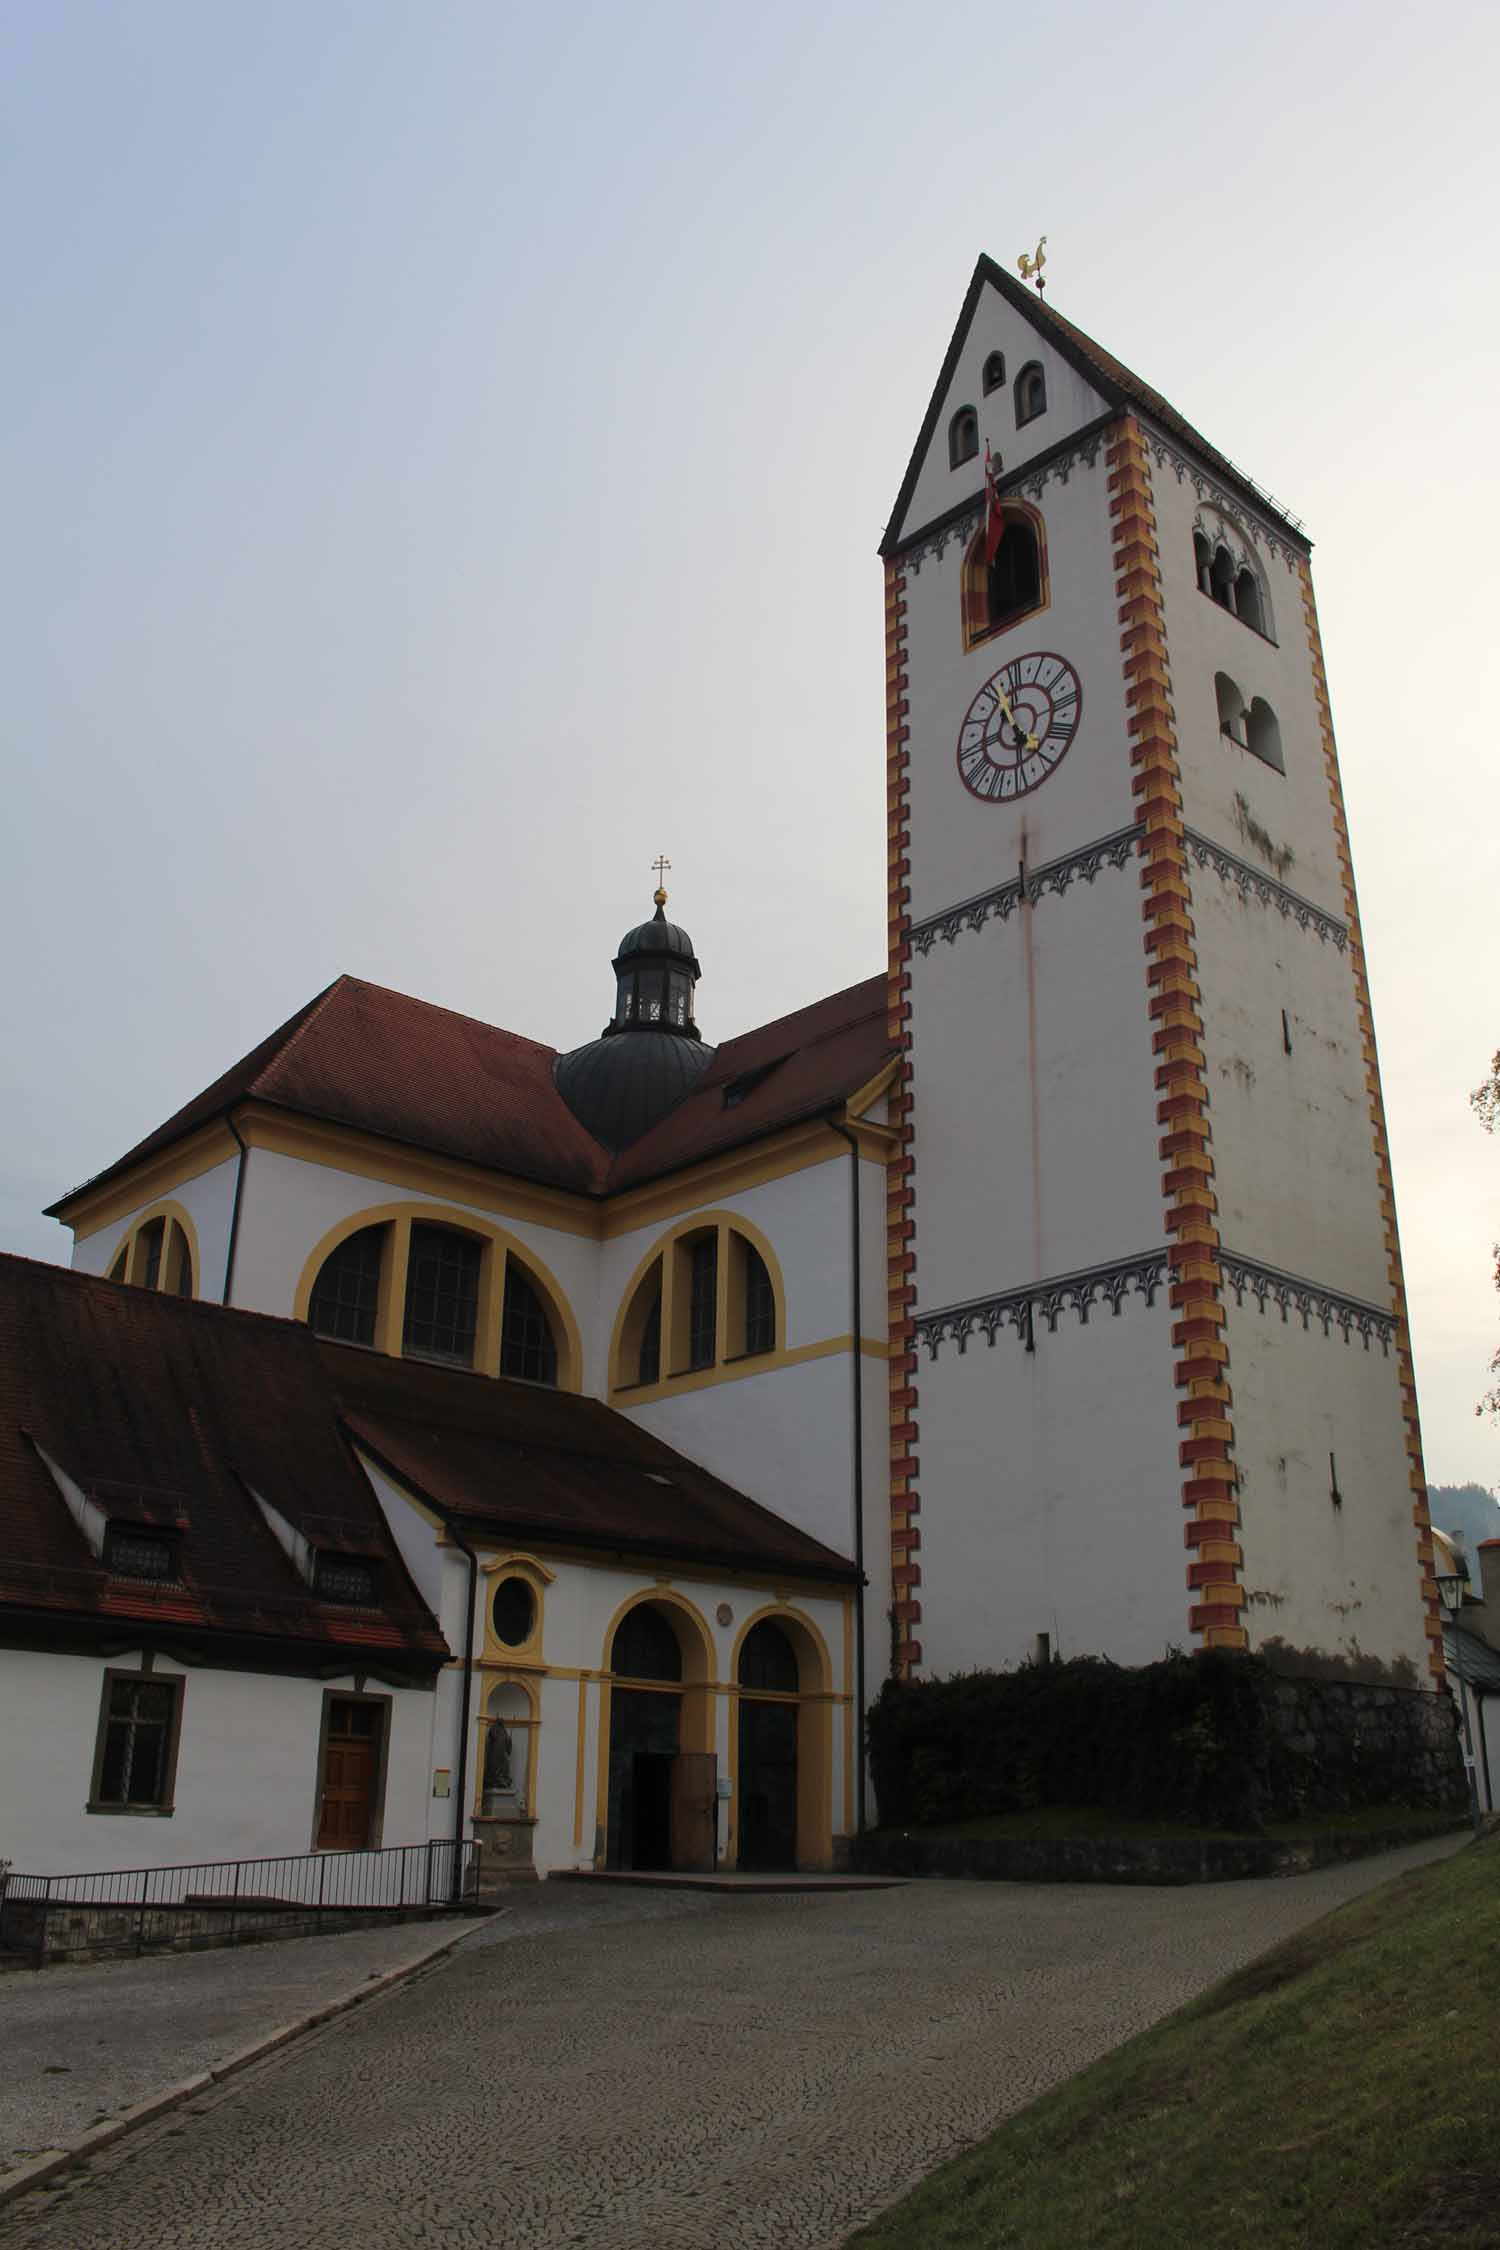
[
  {"left": 0, "top": 1255, "right": 448, "bottom": 1666},
  {"left": 50, "top": 972, "right": 894, "bottom": 1214},
  {"left": 326, "top": 1343, "right": 854, "bottom": 1581},
  {"left": 606, "top": 975, "right": 889, "bottom": 1191},
  {"left": 0, "top": 1260, "right": 855, "bottom": 1661}
]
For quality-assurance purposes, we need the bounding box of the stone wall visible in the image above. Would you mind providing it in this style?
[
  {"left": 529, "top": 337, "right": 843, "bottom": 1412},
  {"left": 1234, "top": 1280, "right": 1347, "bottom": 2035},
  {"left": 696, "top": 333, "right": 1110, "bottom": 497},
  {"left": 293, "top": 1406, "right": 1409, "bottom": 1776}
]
[{"left": 1262, "top": 1673, "right": 1466, "bottom": 1818}]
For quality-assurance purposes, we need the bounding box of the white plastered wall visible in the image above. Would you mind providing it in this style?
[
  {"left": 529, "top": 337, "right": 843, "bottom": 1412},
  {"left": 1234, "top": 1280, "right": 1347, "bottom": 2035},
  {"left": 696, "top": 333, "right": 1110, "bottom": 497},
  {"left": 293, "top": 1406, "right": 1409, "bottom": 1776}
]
[
  {"left": 913, "top": 1302, "right": 1186, "bottom": 1673},
  {"left": 1151, "top": 442, "right": 1430, "bottom": 1680},
  {"left": 1227, "top": 1302, "right": 1432, "bottom": 1680},
  {"left": 0, "top": 1649, "right": 440, "bottom": 1877},
  {"left": 434, "top": 1542, "right": 853, "bottom": 1877},
  {"left": 70, "top": 1156, "right": 240, "bottom": 1305},
  {"left": 895, "top": 286, "right": 1109, "bottom": 551},
  {"left": 902, "top": 458, "right": 1135, "bottom": 922}
]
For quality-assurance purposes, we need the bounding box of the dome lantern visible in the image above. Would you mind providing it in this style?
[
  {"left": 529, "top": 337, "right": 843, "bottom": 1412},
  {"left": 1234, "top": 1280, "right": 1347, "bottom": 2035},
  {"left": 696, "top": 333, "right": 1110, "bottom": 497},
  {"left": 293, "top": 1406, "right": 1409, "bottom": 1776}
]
[{"left": 553, "top": 871, "right": 715, "bottom": 1152}]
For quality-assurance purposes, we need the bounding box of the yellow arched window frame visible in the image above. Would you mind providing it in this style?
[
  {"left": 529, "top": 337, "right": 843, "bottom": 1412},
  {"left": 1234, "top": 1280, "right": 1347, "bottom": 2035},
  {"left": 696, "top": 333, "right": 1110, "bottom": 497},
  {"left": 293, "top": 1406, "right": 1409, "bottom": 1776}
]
[
  {"left": 293, "top": 1203, "right": 582, "bottom": 1391},
  {"left": 105, "top": 1202, "right": 199, "bottom": 1300},
  {"left": 960, "top": 498, "right": 1049, "bottom": 652},
  {"left": 608, "top": 1210, "right": 787, "bottom": 1400}
]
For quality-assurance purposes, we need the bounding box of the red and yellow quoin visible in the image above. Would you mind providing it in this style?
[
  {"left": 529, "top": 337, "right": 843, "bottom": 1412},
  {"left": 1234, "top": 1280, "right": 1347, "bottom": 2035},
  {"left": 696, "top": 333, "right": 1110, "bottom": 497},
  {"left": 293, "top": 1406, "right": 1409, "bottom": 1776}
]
[
  {"left": 884, "top": 556, "right": 922, "bottom": 1676},
  {"left": 1108, "top": 415, "right": 1247, "bottom": 1648}
]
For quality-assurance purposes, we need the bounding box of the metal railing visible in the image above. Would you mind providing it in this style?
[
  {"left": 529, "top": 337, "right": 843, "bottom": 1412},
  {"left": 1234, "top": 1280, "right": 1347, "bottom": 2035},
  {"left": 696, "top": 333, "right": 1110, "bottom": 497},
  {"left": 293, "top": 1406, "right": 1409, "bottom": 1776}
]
[{"left": 0, "top": 1838, "right": 480, "bottom": 1963}]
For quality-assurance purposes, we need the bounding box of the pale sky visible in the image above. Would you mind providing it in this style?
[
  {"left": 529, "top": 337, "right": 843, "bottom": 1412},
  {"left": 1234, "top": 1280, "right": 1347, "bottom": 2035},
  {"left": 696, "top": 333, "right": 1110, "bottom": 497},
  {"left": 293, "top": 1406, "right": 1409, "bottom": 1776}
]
[{"left": 4, "top": 0, "right": 1497, "bottom": 1488}]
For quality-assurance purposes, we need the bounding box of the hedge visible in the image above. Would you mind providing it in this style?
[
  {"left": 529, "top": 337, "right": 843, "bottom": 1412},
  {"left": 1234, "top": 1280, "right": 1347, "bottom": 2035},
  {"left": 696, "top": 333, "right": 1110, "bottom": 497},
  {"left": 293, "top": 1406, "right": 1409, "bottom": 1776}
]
[{"left": 865, "top": 1651, "right": 1463, "bottom": 1834}]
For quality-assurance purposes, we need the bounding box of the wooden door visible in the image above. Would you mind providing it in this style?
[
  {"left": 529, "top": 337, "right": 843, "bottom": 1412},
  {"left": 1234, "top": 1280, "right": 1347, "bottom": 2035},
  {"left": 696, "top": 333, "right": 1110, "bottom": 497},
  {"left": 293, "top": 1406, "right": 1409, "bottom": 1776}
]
[
  {"left": 669, "top": 1750, "right": 717, "bottom": 1873},
  {"left": 317, "top": 1699, "right": 379, "bottom": 1849}
]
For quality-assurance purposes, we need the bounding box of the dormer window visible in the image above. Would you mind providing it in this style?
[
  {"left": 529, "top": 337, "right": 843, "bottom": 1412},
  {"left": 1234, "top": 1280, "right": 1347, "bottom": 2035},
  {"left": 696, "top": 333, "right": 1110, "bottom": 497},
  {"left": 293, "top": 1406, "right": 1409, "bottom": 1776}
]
[
  {"left": 312, "top": 1552, "right": 379, "bottom": 1605},
  {"left": 1014, "top": 362, "right": 1047, "bottom": 427},
  {"left": 982, "top": 351, "right": 1006, "bottom": 395},
  {"left": 103, "top": 1523, "right": 178, "bottom": 1582},
  {"left": 948, "top": 406, "right": 979, "bottom": 469}
]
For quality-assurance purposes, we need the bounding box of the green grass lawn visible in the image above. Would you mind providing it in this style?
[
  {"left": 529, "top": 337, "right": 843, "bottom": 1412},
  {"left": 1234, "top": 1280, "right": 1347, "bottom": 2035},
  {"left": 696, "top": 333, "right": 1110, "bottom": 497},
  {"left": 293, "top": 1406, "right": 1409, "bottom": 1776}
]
[
  {"left": 870, "top": 1804, "right": 1461, "bottom": 1846},
  {"left": 848, "top": 1832, "right": 1499, "bottom": 2250}
]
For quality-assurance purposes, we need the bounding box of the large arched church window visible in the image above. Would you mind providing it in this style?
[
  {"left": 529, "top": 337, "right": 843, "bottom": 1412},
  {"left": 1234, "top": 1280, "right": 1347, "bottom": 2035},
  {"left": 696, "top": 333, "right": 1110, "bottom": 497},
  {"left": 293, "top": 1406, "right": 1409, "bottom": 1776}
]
[
  {"left": 961, "top": 505, "right": 1047, "bottom": 649},
  {"left": 612, "top": 1603, "right": 685, "bottom": 1682},
  {"left": 106, "top": 1209, "right": 196, "bottom": 1300},
  {"left": 612, "top": 1219, "right": 785, "bottom": 1394},
  {"left": 403, "top": 1223, "right": 482, "bottom": 1365},
  {"left": 499, "top": 1262, "right": 559, "bottom": 1385},
  {"left": 308, "top": 1222, "right": 385, "bottom": 1346}
]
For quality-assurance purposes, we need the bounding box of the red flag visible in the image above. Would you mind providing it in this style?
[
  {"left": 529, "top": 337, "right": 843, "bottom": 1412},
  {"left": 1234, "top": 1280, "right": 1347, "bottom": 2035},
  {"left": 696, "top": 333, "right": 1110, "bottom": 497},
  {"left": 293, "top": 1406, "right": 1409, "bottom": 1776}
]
[{"left": 984, "top": 443, "right": 1006, "bottom": 567}]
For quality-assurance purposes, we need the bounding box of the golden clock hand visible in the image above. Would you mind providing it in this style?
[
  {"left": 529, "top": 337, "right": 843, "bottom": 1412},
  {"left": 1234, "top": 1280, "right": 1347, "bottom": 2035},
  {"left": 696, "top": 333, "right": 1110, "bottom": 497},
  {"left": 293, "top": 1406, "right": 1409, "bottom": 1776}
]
[{"left": 992, "top": 681, "right": 1040, "bottom": 753}]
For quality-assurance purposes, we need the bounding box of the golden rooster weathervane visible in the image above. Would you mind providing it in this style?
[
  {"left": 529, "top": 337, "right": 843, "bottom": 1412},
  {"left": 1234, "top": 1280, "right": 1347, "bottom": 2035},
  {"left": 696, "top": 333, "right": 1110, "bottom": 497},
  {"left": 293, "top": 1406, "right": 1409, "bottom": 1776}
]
[{"left": 1017, "top": 236, "right": 1047, "bottom": 296}]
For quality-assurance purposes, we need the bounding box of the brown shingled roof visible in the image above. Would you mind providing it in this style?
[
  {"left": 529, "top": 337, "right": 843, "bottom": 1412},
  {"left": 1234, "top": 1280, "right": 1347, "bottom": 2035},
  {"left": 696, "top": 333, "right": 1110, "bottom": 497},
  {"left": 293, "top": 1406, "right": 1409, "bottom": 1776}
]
[
  {"left": 326, "top": 1344, "right": 856, "bottom": 1583},
  {"left": 605, "top": 975, "right": 889, "bottom": 1191},
  {"left": 0, "top": 1255, "right": 448, "bottom": 1667},
  {"left": 51, "top": 972, "right": 895, "bottom": 1216}
]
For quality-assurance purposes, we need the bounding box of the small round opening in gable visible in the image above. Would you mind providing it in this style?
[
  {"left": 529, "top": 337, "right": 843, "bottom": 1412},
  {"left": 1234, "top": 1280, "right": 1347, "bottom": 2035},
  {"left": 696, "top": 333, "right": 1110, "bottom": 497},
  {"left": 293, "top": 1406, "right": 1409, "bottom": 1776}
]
[{"left": 492, "top": 1577, "right": 536, "bottom": 1647}]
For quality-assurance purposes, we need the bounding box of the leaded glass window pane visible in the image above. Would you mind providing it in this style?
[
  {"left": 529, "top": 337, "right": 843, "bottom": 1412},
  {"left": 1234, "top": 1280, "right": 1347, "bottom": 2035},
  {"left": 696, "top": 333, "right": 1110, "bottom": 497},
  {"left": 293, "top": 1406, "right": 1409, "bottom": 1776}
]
[
  {"left": 638, "top": 1293, "right": 661, "bottom": 1386},
  {"left": 138, "top": 1218, "right": 164, "bottom": 1291},
  {"left": 611, "top": 1603, "right": 683, "bottom": 1682},
  {"left": 738, "top": 1620, "right": 799, "bottom": 1693},
  {"left": 103, "top": 1524, "right": 178, "bottom": 1582},
  {"left": 743, "top": 1246, "right": 775, "bottom": 1356},
  {"left": 98, "top": 1678, "right": 178, "bottom": 1806},
  {"left": 309, "top": 1224, "right": 385, "bottom": 1347},
  {"left": 688, "top": 1236, "right": 717, "bottom": 1371},
  {"left": 500, "top": 1265, "right": 558, "bottom": 1386},
  {"left": 313, "top": 1553, "right": 379, "bottom": 1604},
  {"left": 403, "top": 1225, "right": 481, "bottom": 1365}
]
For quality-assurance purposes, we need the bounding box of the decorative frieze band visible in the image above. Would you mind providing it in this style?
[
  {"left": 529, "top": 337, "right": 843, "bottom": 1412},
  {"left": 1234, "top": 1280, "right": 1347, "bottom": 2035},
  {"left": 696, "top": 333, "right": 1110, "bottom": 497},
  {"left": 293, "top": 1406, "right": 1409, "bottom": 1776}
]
[
  {"left": 1216, "top": 1250, "right": 1395, "bottom": 1354},
  {"left": 899, "top": 431, "right": 1108, "bottom": 577},
  {"left": 1181, "top": 829, "right": 1348, "bottom": 949},
  {"left": 915, "top": 1250, "right": 1169, "bottom": 1359},
  {"left": 1138, "top": 425, "right": 1306, "bottom": 570},
  {"left": 910, "top": 824, "right": 1142, "bottom": 955},
  {"left": 915, "top": 1245, "right": 1395, "bottom": 1362}
]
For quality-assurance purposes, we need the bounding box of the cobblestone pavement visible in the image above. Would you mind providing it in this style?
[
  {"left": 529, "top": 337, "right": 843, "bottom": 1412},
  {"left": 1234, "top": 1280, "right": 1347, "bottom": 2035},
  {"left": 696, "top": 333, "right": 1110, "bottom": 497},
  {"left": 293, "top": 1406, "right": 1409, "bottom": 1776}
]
[
  {"left": 0, "top": 1916, "right": 474, "bottom": 2169},
  {"left": 0, "top": 1836, "right": 1466, "bottom": 2250}
]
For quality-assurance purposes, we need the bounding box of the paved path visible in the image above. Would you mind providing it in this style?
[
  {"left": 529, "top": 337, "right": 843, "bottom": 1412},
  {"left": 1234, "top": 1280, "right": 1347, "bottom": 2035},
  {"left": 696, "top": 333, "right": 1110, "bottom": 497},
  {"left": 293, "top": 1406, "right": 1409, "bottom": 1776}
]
[
  {"left": 0, "top": 1917, "right": 473, "bottom": 2173},
  {"left": 0, "top": 1837, "right": 1466, "bottom": 2250}
]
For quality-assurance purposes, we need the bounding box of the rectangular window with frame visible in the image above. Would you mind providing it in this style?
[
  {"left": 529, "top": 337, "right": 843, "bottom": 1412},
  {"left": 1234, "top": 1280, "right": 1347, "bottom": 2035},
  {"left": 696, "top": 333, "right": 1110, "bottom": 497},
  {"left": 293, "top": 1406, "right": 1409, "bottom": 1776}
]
[{"left": 90, "top": 1672, "right": 183, "bottom": 1812}]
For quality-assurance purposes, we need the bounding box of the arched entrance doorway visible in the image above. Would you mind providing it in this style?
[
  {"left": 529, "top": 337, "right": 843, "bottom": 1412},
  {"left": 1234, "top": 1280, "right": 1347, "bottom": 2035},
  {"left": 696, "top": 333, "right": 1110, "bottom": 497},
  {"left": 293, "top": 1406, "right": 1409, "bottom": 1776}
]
[
  {"left": 737, "top": 1620, "right": 800, "bottom": 1870},
  {"left": 603, "top": 1599, "right": 715, "bottom": 1871},
  {"left": 732, "top": 1609, "right": 834, "bottom": 1871}
]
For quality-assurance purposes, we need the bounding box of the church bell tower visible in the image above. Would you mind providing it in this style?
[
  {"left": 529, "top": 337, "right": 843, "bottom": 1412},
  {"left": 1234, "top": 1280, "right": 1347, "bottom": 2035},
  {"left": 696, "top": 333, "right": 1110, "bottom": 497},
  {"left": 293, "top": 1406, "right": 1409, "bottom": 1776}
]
[{"left": 881, "top": 256, "right": 1442, "bottom": 1691}]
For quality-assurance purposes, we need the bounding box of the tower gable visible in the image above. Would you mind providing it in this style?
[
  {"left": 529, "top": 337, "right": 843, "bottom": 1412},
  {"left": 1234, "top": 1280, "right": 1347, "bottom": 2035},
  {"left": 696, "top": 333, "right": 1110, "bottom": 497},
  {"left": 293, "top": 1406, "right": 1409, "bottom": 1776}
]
[{"left": 882, "top": 258, "right": 1111, "bottom": 558}]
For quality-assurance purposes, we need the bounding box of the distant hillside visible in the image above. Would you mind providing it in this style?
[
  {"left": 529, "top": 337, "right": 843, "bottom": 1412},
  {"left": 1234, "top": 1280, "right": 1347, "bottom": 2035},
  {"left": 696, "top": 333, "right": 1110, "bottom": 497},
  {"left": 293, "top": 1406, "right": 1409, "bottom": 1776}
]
[{"left": 1428, "top": 1482, "right": 1500, "bottom": 1582}]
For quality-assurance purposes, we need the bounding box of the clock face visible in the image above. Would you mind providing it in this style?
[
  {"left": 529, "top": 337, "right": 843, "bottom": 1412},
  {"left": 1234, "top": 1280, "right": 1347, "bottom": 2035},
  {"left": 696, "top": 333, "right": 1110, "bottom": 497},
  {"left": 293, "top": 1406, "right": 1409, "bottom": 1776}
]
[{"left": 956, "top": 652, "right": 1082, "bottom": 802}]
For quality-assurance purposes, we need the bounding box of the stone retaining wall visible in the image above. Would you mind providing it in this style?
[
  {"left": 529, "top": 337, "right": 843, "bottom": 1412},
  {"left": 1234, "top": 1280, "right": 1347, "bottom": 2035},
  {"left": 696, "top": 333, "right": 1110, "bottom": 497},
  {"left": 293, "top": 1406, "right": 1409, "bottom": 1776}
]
[{"left": 852, "top": 1815, "right": 1467, "bottom": 1887}]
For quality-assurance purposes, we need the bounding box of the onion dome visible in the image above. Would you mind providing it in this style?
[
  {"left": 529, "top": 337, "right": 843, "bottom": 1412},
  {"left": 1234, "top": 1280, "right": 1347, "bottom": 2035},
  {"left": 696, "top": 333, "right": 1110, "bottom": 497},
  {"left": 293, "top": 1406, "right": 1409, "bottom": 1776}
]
[{"left": 555, "top": 886, "right": 715, "bottom": 1151}]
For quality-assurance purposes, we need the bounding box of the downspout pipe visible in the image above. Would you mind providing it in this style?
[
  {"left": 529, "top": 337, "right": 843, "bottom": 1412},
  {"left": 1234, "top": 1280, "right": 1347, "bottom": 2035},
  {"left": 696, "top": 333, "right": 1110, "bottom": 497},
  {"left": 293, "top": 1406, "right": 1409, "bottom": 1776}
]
[
  {"left": 221, "top": 1112, "right": 249, "bottom": 1307},
  {"left": 827, "top": 1118, "right": 868, "bottom": 1839},
  {"left": 443, "top": 1516, "right": 481, "bottom": 1901}
]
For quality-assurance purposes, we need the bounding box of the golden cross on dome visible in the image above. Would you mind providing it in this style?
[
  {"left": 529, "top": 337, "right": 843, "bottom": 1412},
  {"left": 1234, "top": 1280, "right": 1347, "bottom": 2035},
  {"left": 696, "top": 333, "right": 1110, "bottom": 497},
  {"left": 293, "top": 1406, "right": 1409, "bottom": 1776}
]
[{"left": 652, "top": 853, "right": 671, "bottom": 906}]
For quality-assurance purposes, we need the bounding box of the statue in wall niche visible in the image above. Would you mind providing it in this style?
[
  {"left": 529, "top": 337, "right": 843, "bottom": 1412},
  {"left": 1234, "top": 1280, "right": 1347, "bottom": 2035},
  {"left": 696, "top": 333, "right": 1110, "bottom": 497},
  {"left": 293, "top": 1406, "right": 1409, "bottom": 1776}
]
[{"left": 482, "top": 1718, "right": 515, "bottom": 1812}]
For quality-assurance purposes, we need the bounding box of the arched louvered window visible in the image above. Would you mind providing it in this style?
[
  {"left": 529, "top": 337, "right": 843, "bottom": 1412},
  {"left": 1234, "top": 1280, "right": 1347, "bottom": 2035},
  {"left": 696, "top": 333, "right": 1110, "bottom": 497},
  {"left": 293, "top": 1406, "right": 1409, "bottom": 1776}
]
[
  {"left": 500, "top": 1262, "right": 559, "bottom": 1386},
  {"left": 1014, "top": 362, "right": 1046, "bottom": 426},
  {"left": 948, "top": 406, "right": 979, "bottom": 469},
  {"left": 982, "top": 350, "right": 1006, "bottom": 395},
  {"left": 1215, "top": 671, "right": 1248, "bottom": 747}
]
